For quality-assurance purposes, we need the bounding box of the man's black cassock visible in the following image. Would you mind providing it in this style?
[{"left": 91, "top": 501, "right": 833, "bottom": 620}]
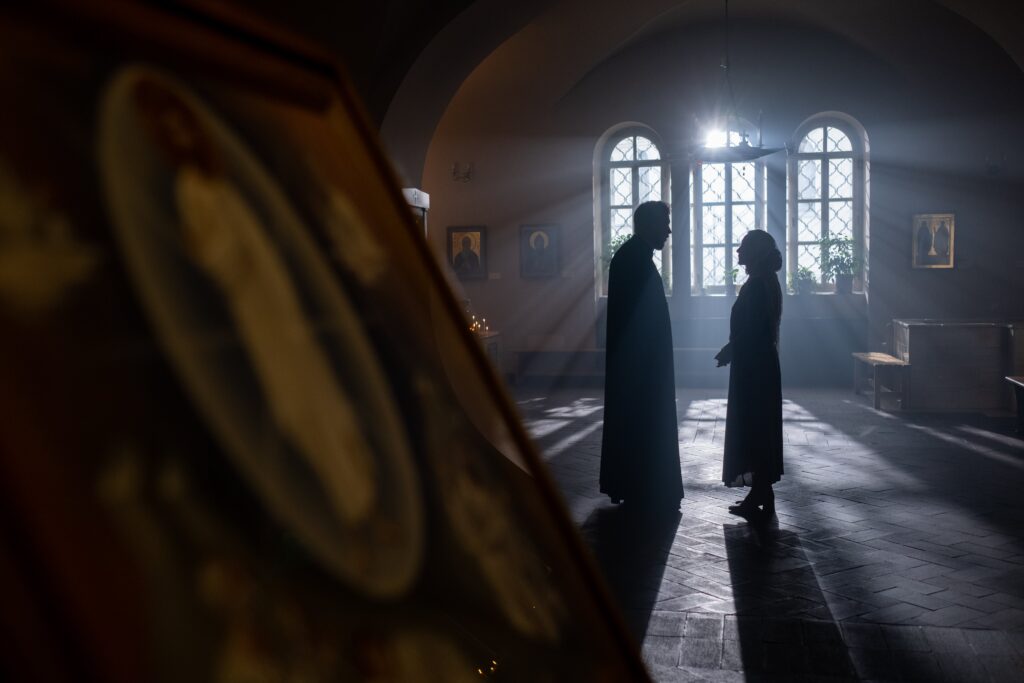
[
  {"left": 600, "top": 235, "right": 683, "bottom": 504},
  {"left": 722, "top": 272, "right": 784, "bottom": 487}
]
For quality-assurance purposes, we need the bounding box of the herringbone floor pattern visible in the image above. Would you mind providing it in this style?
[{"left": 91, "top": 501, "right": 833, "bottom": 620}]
[{"left": 516, "top": 388, "right": 1024, "bottom": 682}]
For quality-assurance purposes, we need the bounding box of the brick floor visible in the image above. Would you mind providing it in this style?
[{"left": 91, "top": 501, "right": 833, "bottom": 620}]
[{"left": 516, "top": 387, "right": 1024, "bottom": 682}]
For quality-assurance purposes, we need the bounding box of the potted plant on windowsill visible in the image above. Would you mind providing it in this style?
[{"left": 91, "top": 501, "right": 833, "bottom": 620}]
[
  {"left": 601, "top": 233, "right": 631, "bottom": 266},
  {"left": 599, "top": 233, "right": 631, "bottom": 293},
  {"left": 788, "top": 266, "right": 816, "bottom": 295},
  {"left": 819, "top": 236, "right": 861, "bottom": 294},
  {"left": 729, "top": 267, "right": 741, "bottom": 295}
]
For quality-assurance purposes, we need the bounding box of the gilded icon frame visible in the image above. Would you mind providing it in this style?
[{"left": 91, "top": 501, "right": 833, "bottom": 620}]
[
  {"left": 912, "top": 213, "right": 955, "bottom": 268},
  {"left": 447, "top": 225, "right": 487, "bottom": 280}
]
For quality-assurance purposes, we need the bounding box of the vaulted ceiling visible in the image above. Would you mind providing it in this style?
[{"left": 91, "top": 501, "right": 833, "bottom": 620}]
[
  {"left": 226, "top": 0, "right": 1024, "bottom": 187},
  {"left": 235, "top": 0, "right": 1024, "bottom": 125}
]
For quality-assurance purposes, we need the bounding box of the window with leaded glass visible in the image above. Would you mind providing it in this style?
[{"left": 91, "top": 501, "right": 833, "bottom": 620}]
[
  {"left": 788, "top": 121, "right": 865, "bottom": 289},
  {"left": 690, "top": 153, "right": 766, "bottom": 295},
  {"left": 602, "top": 132, "right": 671, "bottom": 294}
]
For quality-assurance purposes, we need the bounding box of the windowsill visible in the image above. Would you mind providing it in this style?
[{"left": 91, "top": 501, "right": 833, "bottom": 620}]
[
  {"left": 786, "top": 291, "right": 866, "bottom": 297},
  {"left": 598, "top": 291, "right": 866, "bottom": 300},
  {"left": 600, "top": 293, "right": 868, "bottom": 299},
  {"left": 688, "top": 290, "right": 868, "bottom": 298}
]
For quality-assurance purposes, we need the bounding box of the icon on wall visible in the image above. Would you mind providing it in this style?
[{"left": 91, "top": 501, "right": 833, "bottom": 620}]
[
  {"left": 520, "top": 224, "right": 560, "bottom": 278},
  {"left": 99, "top": 67, "right": 426, "bottom": 597},
  {"left": 447, "top": 226, "right": 487, "bottom": 280},
  {"left": 912, "top": 213, "right": 955, "bottom": 269}
]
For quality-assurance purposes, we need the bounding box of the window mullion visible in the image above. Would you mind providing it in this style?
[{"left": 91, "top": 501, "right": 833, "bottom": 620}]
[
  {"left": 788, "top": 155, "right": 797, "bottom": 281},
  {"left": 855, "top": 156, "right": 865, "bottom": 279},
  {"left": 820, "top": 151, "right": 829, "bottom": 283},
  {"left": 602, "top": 154, "right": 611, "bottom": 283},
  {"left": 755, "top": 161, "right": 764, "bottom": 230},
  {"left": 693, "top": 165, "right": 703, "bottom": 294},
  {"left": 725, "top": 162, "right": 734, "bottom": 295},
  {"left": 632, "top": 162, "right": 640, "bottom": 215}
]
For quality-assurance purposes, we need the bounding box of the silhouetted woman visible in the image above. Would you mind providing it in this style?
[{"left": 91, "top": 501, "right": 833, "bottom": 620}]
[{"left": 714, "top": 230, "right": 783, "bottom": 518}]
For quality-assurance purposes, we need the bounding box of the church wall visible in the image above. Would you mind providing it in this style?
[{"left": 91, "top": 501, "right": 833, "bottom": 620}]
[{"left": 414, "top": 12, "right": 1024, "bottom": 385}]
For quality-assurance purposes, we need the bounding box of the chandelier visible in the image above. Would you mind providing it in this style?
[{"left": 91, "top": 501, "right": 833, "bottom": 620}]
[{"left": 693, "top": 0, "right": 782, "bottom": 163}]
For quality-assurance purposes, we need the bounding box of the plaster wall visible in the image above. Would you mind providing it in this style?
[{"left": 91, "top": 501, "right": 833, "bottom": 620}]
[{"left": 414, "top": 10, "right": 1024, "bottom": 384}]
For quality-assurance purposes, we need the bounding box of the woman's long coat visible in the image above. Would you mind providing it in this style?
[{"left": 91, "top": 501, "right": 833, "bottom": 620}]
[
  {"left": 600, "top": 236, "right": 683, "bottom": 504},
  {"left": 722, "top": 272, "right": 784, "bottom": 487}
]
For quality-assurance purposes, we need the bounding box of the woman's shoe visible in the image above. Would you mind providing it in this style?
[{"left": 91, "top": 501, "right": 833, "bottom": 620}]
[
  {"left": 729, "top": 487, "right": 775, "bottom": 517},
  {"left": 728, "top": 498, "right": 759, "bottom": 516}
]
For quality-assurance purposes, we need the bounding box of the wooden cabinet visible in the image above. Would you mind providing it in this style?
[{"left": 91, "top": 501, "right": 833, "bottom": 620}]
[
  {"left": 892, "top": 319, "right": 1021, "bottom": 412},
  {"left": 1012, "top": 323, "right": 1024, "bottom": 375}
]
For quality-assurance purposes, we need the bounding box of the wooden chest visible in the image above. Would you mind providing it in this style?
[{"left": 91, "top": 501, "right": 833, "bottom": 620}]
[{"left": 892, "top": 319, "right": 1020, "bottom": 412}]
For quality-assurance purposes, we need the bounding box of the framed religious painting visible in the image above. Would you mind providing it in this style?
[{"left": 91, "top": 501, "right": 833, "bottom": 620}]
[
  {"left": 447, "top": 225, "right": 487, "bottom": 280},
  {"left": 912, "top": 213, "right": 955, "bottom": 268},
  {"left": 520, "top": 224, "right": 560, "bottom": 278},
  {"left": 0, "top": 3, "right": 647, "bottom": 681}
]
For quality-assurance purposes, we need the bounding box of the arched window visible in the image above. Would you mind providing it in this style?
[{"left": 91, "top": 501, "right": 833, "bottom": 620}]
[
  {"left": 690, "top": 125, "right": 767, "bottom": 295},
  {"left": 788, "top": 114, "right": 868, "bottom": 290},
  {"left": 597, "top": 128, "right": 671, "bottom": 294}
]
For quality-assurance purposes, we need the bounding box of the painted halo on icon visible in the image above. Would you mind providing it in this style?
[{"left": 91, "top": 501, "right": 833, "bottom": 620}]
[{"left": 98, "top": 66, "right": 424, "bottom": 598}]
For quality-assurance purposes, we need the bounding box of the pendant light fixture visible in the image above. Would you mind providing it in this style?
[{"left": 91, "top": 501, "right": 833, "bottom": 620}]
[{"left": 693, "top": 0, "right": 782, "bottom": 163}]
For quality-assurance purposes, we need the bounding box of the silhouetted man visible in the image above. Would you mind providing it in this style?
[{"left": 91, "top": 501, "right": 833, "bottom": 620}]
[{"left": 600, "top": 200, "right": 683, "bottom": 510}]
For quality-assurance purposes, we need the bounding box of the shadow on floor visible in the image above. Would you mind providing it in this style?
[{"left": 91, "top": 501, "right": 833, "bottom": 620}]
[
  {"left": 580, "top": 504, "right": 680, "bottom": 644},
  {"left": 724, "top": 517, "right": 861, "bottom": 679},
  {"left": 722, "top": 502, "right": 1012, "bottom": 681},
  {"left": 791, "top": 397, "right": 1024, "bottom": 625}
]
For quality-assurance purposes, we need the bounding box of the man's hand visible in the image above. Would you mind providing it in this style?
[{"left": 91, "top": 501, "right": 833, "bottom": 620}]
[{"left": 714, "top": 343, "right": 732, "bottom": 367}]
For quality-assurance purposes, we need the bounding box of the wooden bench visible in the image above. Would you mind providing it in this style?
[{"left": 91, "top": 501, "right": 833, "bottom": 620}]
[
  {"left": 1007, "top": 376, "right": 1024, "bottom": 434},
  {"left": 853, "top": 352, "right": 910, "bottom": 410}
]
